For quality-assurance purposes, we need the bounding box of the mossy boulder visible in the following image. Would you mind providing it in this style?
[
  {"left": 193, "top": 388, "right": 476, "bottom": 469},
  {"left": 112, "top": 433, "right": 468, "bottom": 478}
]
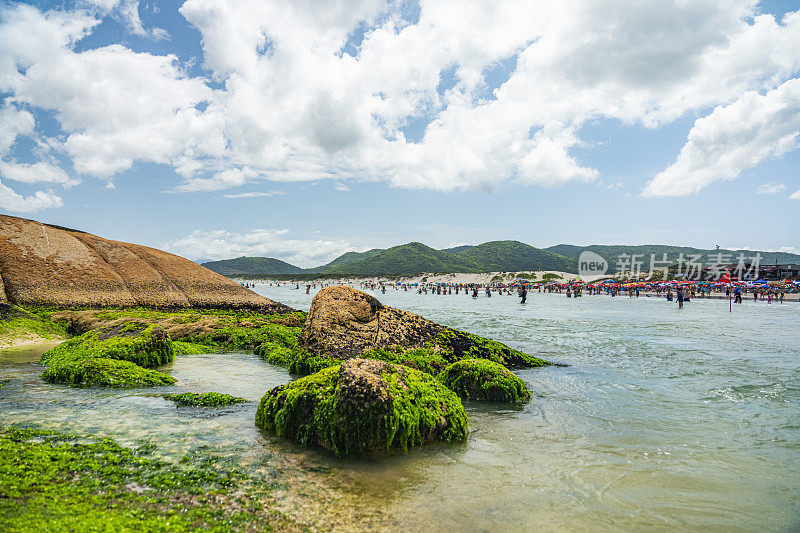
[
  {"left": 164, "top": 392, "right": 246, "bottom": 407},
  {"left": 255, "top": 358, "right": 469, "bottom": 456},
  {"left": 40, "top": 323, "right": 175, "bottom": 387},
  {"left": 296, "top": 286, "right": 549, "bottom": 374},
  {"left": 438, "top": 359, "right": 532, "bottom": 403}
]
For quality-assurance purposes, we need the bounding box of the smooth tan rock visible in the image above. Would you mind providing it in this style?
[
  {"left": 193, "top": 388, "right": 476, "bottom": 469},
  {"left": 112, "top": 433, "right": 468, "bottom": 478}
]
[{"left": 0, "top": 214, "right": 290, "bottom": 311}]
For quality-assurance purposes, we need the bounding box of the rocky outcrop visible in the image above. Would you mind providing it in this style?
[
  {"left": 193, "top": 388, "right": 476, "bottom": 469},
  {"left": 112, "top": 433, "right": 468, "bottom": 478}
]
[
  {"left": 255, "top": 358, "right": 468, "bottom": 456},
  {"left": 0, "top": 214, "right": 289, "bottom": 311},
  {"left": 299, "top": 286, "right": 549, "bottom": 369}
]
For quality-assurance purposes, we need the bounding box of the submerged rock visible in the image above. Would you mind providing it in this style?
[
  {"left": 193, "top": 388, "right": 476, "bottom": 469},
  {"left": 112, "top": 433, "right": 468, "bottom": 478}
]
[
  {"left": 294, "top": 286, "right": 549, "bottom": 373},
  {"left": 255, "top": 358, "right": 468, "bottom": 456},
  {"left": 438, "top": 359, "right": 532, "bottom": 403},
  {"left": 40, "top": 323, "right": 175, "bottom": 387}
]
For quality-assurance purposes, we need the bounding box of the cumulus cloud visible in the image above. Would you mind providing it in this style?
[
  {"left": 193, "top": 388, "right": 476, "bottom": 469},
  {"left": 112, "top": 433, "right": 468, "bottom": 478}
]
[
  {"left": 0, "top": 103, "right": 34, "bottom": 155},
  {"left": 162, "top": 228, "right": 356, "bottom": 267},
  {"left": 0, "top": 179, "right": 63, "bottom": 212},
  {"left": 0, "top": 160, "right": 77, "bottom": 186},
  {"left": 644, "top": 77, "right": 800, "bottom": 197},
  {"left": 757, "top": 182, "right": 786, "bottom": 194},
  {"left": 1, "top": 0, "right": 800, "bottom": 203}
]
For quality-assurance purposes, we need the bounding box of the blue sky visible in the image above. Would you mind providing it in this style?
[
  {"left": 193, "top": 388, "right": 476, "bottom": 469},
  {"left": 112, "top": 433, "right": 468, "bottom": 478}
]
[{"left": 1, "top": 0, "right": 799, "bottom": 266}]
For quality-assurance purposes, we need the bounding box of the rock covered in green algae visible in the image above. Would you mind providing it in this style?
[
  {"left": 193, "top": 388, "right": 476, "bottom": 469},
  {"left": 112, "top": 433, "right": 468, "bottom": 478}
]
[
  {"left": 295, "top": 286, "right": 549, "bottom": 374},
  {"left": 43, "top": 358, "right": 175, "bottom": 387},
  {"left": 164, "top": 392, "right": 246, "bottom": 407},
  {"left": 438, "top": 359, "right": 532, "bottom": 403},
  {"left": 255, "top": 358, "right": 469, "bottom": 456},
  {"left": 40, "top": 322, "right": 175, "bottom": 387}
]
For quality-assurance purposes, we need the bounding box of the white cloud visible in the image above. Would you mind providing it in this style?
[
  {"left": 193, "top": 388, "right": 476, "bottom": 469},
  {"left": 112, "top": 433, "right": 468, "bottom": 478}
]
[
  {"left": 756, "top": 182, "right": 786, "bottom": 194},
  {"left": 0, "top": 179, "right": 63, "bottom": 212},
  {"left": 0, "top": 160, "right": 78, "bottom": 186},
  {"left": 1, "top": 0, "right": 800, "bottom": 202},
  {"left": 163, "top": 228, "right": 356, "bottom": 267},
  {"left": 222, "top": 190, "right": 284, "bottom": 198},
  {"left": 116, "top": 0, "right": 168, "bottom": 41},
  {"left": 644, "top": 77, "right": 800, "bottom": 197},
  {"left": 0, "top": 103, "right": 34, "bottom": 155},
  {"left": 790, "top": 188, "right": 800, "bottom": 199}
]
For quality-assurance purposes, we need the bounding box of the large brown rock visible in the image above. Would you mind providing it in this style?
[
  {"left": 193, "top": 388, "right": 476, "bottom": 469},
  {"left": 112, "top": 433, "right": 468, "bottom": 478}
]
[
  {"left": 0, "top": 214, "right": 290, "bottom": 311},
  {"left": 300, "top": 285, "right": 444, "bottom": 357},
  {"left": 299, "top": 285, "right": 549, "bottom": 369}
]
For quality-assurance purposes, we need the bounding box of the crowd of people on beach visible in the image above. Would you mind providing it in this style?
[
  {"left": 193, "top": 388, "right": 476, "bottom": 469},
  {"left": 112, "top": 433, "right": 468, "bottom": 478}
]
[{"left": 246, "top": 277, "right": 798, "bottom": 307}]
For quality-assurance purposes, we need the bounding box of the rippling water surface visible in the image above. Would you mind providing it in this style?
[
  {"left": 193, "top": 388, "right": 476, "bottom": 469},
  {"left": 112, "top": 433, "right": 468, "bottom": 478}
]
[{"left": 2, "top": 286, "right": 799, "bottom": 531}]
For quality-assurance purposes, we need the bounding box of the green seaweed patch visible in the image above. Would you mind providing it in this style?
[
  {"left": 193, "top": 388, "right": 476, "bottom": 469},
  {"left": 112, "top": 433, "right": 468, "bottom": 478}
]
[
  {"left": 39, "top": 324, "right": 175, "bottom": 388},
  {"left": 85, "top": 308, "right": 306, "bottom": 350},
  {"left": 0, "top": 426, "right": 299, "bottom": 531},
  {"left": 362, "top": 345, "right": 450, "bottom": 376},
  {"left": 287, "top": 348, "right": 342, "bottom": 375},
  {"left": 438, "top": 359, "right": 531, "bottom": 403},
  {"left": 0, "top": 304, "right": 68, "bottom": 344},
  {"left": 164, "top": 392, "right": 246, "bottom": 407},
  {"left": 435, "top": 329, "right": 550, "bottom": 369},
  {"left": 41, "top": 324, "right": 173, "bottom": 369},
  {"left": 255, "top": 360, "right": 468, "bottom": 456},
  {"left": 41, "top": 358, "right": 176, "bottom": 387},
  {"left": 254, "top": 342, "right": 295, "bottom": 365},
  {"left": 173, "top": 341, "right": 215, "bottom": 355}
]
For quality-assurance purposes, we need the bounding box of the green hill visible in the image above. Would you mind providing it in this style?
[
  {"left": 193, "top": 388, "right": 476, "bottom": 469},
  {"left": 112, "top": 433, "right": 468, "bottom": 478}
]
[
  {"left": 305, "top": 248, "right": 385, "bottom": 272},
  {"left": 201, "top": 256, "right": 303, "bottom": 276},
  {"left": 453, "top": 241, "right": 576, "bottom": 272},
  {"left": 323, "top": 242, "right": 482, "bottom": 276},
  {"left": 201, "top": 241, "right": 798, "bottom": 278}
]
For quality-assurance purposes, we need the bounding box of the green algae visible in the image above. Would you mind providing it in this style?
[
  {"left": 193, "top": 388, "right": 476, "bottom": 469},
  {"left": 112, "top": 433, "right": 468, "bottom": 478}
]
[
  {"left": 40, "top": 324, "right": 175, "bottom": 388},
  {"left": 435, "top": 329, "right": 550, "bottom": 369},
  {"left": 0, "top": 305, "right": 67, "bottom": 344},
  {"left": 41, "top": 324, "right": 173, "bottom": 369},
  {"left": 42, "top": 357, "right": 176, "bottom": 387},
  {"left": 286, "top": 348, "right": 342, "bottom": 375},
  {"left": 0, "top": 427, "right": 298, "bottom": 532},
  {"left": 86, "top": 308, "right": 306, "bottom": 350},
  {"left": 255, "top": 362, "right": 469, "bottom": 456},
  {"left": 362, "top": 346, "right": 450, "bottom": 375},
  {"left": 438, "top": 359, "right": 532, "bottom": 403},
  {"left": 164, "top": 392, "right": 246, "bottom": 407},
  {"left": 173, "top": 341, "right": 215, "bottom": 355}
]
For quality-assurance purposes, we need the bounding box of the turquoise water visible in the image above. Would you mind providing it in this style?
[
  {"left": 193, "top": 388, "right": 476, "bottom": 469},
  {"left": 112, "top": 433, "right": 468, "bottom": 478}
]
[{"left": 1, "top": 286, "right": 799, "bottom": 531}]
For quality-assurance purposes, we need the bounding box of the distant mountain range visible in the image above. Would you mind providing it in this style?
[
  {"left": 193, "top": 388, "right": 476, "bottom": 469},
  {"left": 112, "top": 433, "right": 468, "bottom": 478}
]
[{"left": 201, "top": 241, "right": 800, "bottom": 278}]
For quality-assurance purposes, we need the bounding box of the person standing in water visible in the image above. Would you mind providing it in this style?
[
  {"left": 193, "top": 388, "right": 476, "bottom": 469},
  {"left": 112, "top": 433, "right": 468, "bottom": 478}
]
[
  {"left": 676, "top": 287, "right": 684, "bottom": 309},
  {"left": 520, "top": 286, "right": 527, "bottom": 304}
]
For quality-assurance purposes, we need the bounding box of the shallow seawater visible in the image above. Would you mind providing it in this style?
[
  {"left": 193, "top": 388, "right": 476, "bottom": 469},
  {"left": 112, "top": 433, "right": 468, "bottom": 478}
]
[{"left": 2, "top": 286, "right": 799, "bottom": 531}]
